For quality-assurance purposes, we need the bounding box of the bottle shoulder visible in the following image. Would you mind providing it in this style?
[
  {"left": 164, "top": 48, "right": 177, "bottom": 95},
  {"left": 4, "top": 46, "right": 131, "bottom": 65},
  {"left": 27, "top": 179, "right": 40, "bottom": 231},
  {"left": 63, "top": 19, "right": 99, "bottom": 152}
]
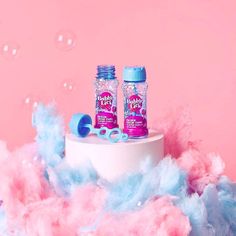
[
  {"left": 94, "top": 79, "right": 119, "bottom": 86},
  {"left": 122, "top": 81, "right": 148, "bottom": 89}
]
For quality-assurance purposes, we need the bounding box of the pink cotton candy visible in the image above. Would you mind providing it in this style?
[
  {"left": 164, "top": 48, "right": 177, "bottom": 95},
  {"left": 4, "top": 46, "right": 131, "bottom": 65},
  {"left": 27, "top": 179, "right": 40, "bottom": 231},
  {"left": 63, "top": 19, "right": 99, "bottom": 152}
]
[
  {"left": 68, "top": 185, "right": 107, "bottom": 230},
  {"left": 0, "top": 105, "right": 228, "bottom": 235},
  {"left": 96, "top": 197, "right": 191, "bottom": 236},
  {"left": 177, "top": 149, "right": 225, "bottom": 193},
  {"left": 22, "top": 185, "right": 106, "bottom": 236},
  {"left": 0, "top": 142, "right": 106, "bottom": 236},
  {"left": 23, "top": 197, "right": 70, "bottom": 236},
  {"left": 0, "top": 141, "right": 10, "bottom": 160},
  {"left": 0, "top": 143, "right": 54, "bottom": 231},
  {"left": 154, "top": 107, "right": 198, "bottom": 158}
]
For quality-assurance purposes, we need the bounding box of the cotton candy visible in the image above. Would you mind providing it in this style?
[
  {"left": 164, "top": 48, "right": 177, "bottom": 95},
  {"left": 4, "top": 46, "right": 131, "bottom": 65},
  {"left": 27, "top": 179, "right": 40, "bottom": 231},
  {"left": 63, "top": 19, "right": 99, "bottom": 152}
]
[
  {"left": 0, "top": 143, "right": 52, "bottom": 214},
  {"left": 155, "top": 107, "right": 197, "bottom": 158},
  {"left": 176, "top": 194, "right": 214, "bottom": 236},
  {"left": 0, "top": 144, "right": 54, "bottom": 234},
  {"left": 0, "top": 141, "right": 9, "bottom": 160},
  {"left": 201, "top": 184, "right": 232, "bottom": 236},
  {"left": 71, "top": 185, "right": 107, "bottom": 233},
  {"left": 96, "top": 197, "right": 191, "bottom": 236},
  {"left": 106, "top": 157, "right": 187, "bottom": 212},
  {"left": 217, "top": 176, "right": 236, "bottom": 234},
  {"left": 47, "top": 160, "right": 98, "bottom": 196},
  {"left": 0, "top": 103, "right": 235, "bottom": 236},
  {"left": 32, "top": 103, "right": 65, "bottom": 167},
  {"left": 0, "top": 208, "right": 8, "bottom": 236},
  {"left": 22, "top": 185, "right": 106, "bottom": 236},
  {"left": 177, "top": 149, "right": 225, "bottom": 193}
]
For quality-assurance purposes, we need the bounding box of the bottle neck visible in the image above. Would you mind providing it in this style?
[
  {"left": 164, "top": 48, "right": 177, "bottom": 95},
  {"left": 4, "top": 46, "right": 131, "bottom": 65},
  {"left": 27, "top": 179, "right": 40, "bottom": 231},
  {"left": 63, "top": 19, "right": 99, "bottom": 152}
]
[{"left": 96, "top": 65, "right": 116, "bottom": 80}]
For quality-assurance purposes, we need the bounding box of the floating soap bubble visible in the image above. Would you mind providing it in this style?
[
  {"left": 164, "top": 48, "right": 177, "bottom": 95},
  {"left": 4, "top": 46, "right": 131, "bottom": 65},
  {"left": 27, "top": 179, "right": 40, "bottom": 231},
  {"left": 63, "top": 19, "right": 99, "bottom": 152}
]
[
  {"left": 23, "top": 95, "right": 40, "bottom": 110},
  {"left": 0, "top": 41, "right": 20, "bottom": 59},
  {"left": 55, "top": 30, "right": 77, "bottom": 51},
  {"left": 24, "top": 97, "right": 31, "bottom": 105},
  {"left": 61, "top": 80, "right": 76, "bottom": 92},
  {"left": 33, "top": 101, "right": 39, "bottom": 108}
]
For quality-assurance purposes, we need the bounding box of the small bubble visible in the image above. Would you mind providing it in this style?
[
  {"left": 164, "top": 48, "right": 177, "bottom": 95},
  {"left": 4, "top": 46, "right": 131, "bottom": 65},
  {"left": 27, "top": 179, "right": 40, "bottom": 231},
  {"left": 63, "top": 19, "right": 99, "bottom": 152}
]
[
  {"left": 24, "top": 97, "right": 31, "bottom": 105},
  {"left": 63, "top": 82, "right": 68, "bottom": 88},
  {"left": 1, "top": 41, "right": 20, "bottom": 59},
  {"left": 33, "top": 101, "right": 38, "bottom": 108},
  {"left": 55, "top": 30, "right": 77, "bottom": 51},
  {"left": 61, "top": 80, "right": 76, "bottom": 92},
  {"left": 23, "top": 95, "right": 40, "bottom": 111},
  {"left": 68, "top": 84, "right": 73, "bottom": 90}
]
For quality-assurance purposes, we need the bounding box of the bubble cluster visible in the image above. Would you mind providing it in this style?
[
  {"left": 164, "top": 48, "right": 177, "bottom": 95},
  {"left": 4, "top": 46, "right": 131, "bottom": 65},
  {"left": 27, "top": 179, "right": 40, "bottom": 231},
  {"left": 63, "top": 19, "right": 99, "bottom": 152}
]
[
  {"left": 0, "top": 41, "right": 20, "bottom": 59},
  {"left": 55, "top": 30, "right": 77, "bottom": 51}
]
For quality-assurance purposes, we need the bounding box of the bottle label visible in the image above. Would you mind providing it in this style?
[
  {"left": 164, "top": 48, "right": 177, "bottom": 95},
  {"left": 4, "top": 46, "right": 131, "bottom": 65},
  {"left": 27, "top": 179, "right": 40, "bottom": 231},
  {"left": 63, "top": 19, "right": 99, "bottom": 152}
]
[
  {"left": 124, "top": 94, "right": 148, "bottom": 137},
  {"left": 95, "top": 91, "right": 118, "bottom": 129}
]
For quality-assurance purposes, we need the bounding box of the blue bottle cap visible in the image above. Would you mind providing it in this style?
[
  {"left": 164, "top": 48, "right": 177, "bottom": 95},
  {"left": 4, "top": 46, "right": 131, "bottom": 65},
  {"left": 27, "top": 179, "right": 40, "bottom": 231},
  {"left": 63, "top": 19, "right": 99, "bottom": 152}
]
[
  {"left": 123, "top": 66, "right": 146, "bottom": 82},
  {"left": 69, "top": 113, "right": 92, "bottom": 137}
]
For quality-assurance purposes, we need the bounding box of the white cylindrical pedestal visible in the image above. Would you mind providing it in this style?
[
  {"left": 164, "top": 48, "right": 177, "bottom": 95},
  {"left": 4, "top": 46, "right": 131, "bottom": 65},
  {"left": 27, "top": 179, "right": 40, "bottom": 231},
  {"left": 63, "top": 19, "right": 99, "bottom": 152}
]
[{"left": 65, "top": 130, "right": 164, "bottom": 182}]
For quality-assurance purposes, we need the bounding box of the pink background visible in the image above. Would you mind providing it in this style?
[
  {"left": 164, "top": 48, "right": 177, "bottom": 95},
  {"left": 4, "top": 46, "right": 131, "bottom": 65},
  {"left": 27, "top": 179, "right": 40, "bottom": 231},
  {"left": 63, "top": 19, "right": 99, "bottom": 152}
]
[{"left": 0, "top": 0, "right": 235, "bottom": 180}]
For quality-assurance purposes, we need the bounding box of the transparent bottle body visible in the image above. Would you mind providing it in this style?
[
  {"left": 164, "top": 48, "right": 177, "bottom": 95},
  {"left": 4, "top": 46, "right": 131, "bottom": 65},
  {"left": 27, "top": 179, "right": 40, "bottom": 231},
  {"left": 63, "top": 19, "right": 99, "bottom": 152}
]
[
  {"left": 122, "top": 81, "right": 148, "bottom": 138},
  {"left": 94, "top": 78, "right": 119, "bottom": 129}
]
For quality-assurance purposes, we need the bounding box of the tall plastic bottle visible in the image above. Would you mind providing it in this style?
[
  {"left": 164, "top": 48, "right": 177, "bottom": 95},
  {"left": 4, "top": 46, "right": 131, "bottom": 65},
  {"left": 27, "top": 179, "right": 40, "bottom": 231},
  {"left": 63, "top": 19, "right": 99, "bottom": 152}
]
[
  {"left": 122, "top": 66, "right": 148, "bottom": 138},
  {"left": 94, "top": 65, "right": 119, "bottom": 129}
]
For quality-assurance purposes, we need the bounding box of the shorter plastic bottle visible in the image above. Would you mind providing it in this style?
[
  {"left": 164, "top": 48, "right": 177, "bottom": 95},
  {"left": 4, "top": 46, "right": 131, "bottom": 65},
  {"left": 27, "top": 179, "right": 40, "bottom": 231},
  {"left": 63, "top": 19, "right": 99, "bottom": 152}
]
[
  {"left": 122, "top": 66, "right": 148, "bottom": 138},
  {"left": 94, "top": 65, "right": 119, "bottom": 129}
]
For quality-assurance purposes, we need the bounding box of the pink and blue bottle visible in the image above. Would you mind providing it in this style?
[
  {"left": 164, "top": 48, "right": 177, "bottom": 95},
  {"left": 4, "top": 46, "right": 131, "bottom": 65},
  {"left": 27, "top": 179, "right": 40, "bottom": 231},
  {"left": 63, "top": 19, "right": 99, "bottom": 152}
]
[
  {"left": 122, "top": 66, "right": 148, "bottom": 138},
  {"left": 94, "top": 65, "right": 119, "bottom": 129}
]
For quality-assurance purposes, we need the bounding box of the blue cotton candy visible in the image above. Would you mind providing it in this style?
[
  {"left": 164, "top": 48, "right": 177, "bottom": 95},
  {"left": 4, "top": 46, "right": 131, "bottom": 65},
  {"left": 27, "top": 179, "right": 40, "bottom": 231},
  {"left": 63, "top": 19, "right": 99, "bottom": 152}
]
[
  {"left": 177, "top": 178, "right": 236, "bottom": 236},
  {"left": 106, "top": 157, "right": 187, "bottom": 212},
  {"left": 32, "top": 103, "right": 98, "bottom": 197},
  {"left": 106, "top": 173, "right": 143, "bottom": 211},
  {"left": 154, "top": 156, "right": 187, "bottom": 196},
  {"left": 176, "top": 194, "right": 214, "bottom": 236},
  {"left": 29, "top": 103, "right": 236, "bottom": 235},
  {"left": 32, "top": 103, "right": 65, "bottom": 167},
  {"left": 47, "top": 160, "right": 98, "bottom": 196},
  {"left": 201, "top": 184, "right": 231, "bottom": 236},
  {"left": 217, "top": 176, "right": 236, "bottom": 234}
]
